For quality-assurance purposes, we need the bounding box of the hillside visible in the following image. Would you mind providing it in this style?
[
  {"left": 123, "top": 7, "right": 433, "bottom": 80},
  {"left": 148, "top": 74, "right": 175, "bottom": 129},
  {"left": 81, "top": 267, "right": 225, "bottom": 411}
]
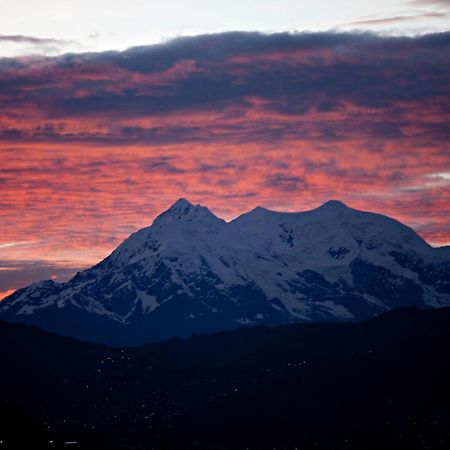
[{"left": 1, "top": 307, "right": 450, "bottom": 449}]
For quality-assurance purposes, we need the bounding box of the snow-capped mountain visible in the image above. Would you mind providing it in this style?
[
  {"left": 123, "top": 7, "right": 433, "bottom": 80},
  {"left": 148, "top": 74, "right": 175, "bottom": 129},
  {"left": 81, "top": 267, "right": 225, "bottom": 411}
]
[{"left": 1, "top": 198, "right": 449, "bottom": 345}]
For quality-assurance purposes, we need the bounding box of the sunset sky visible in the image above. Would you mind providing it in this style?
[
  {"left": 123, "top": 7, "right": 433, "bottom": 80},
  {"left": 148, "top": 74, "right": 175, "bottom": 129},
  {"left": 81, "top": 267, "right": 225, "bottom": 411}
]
[{"left": 1, "top": 0, "right": 450, "bottom": 298}]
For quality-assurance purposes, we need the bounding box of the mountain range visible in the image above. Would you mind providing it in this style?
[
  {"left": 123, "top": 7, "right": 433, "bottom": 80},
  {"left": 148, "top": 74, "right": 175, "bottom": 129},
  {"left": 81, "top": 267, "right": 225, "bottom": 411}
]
[{"left": 1, "top": 198, "right": 449, "bottom": 345}]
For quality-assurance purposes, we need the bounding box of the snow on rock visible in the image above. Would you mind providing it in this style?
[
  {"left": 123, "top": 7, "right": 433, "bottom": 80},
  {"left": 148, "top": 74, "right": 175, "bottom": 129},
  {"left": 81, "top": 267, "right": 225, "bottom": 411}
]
[{"left": 0, "top": 198, "right": 449, "bottom": 345}]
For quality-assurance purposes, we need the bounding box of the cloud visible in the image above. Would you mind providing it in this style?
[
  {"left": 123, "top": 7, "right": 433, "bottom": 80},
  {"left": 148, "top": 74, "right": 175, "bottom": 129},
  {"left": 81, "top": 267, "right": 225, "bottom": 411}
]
[
  {"left": 405, "top": 0, "right": 450, "bottom": 7},
  {"left": 0, "top": 260, "right": 84, "bottom": 296},
  {"left": 344, "top": 12, "right": 448, "bottom": 27},
  {"left": 0, "top": 31, "right": 449, "bottom": 148},
  {"left": 0, "top": 241, "right": 37, "bottom": 249},
  {"left": 0, "top": 34, "right": 71, "bottom": 46},
  {"left": 427, "top": 172, "right": 450, "bottom": 182},
  {"left": 265, "top": 174, "right": 307, "bottom": 192}
]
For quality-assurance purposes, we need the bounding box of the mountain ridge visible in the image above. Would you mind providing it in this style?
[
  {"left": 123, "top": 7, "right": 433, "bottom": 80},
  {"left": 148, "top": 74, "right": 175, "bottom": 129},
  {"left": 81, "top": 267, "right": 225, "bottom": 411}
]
[{"left": 1, "top": 199, "right": 449, "bottom": 345}]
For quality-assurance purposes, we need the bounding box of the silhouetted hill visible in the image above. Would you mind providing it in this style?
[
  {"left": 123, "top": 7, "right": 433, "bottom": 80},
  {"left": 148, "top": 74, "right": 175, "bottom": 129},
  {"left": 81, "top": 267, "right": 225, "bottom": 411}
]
[
  {"left": 0, "top": 400, "right": 63, "bottom": 449},
  {"left": 1, "top": 307, "right": 450, "bottom": 449}
]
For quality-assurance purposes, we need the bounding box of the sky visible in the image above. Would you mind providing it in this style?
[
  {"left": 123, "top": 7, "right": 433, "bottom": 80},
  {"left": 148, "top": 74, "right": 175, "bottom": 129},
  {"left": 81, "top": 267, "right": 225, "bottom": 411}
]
[
  {"left": 1, "top": 0, "right": 450, "bottom": 56},
  {"left": 0, "top": 0, "right": 450, "bottom": 299}
]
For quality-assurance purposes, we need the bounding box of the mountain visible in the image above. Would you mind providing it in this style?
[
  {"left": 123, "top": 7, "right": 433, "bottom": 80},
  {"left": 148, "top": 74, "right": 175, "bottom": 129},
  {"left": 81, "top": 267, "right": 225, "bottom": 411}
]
[
  {"left": 0, "top": 198, "right": 449, "bottom": 345},
  {"left": 1, "top": 307, "right": 450, "bottom": 449}
]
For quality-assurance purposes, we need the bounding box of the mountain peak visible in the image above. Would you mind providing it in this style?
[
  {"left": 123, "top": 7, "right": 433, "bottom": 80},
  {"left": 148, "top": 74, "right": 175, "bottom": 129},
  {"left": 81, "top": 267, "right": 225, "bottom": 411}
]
[
  {"left": 169, "top": 198, "right": 193, "bottom": 211},
  {"left": 319, "top": 200, "right": 348, "bottom": 209},
  {"left": 249, "top": 205, "right": 270, "bottom": 214},
  {"left": 153, "top": 198, "right": 222, "bottom": 227}
]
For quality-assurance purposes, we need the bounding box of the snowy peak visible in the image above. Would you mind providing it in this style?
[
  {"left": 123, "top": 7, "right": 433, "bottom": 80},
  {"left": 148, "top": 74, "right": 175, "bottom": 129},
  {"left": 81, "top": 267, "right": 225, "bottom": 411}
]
[
  {"left": 234, "top": 200, "right": 350, "bottom": 224},
  {"left": 152, "top": 198, "right": 223, "bottom": 227},
  {"left": 155, "top": 197, "right": 194, "bottom": 222},
  {"left": 168, "top": 197, "right": 193, "bottom": 212},
  {"left": 319, "top": 200, "right": 348, "bottom": 209}
]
